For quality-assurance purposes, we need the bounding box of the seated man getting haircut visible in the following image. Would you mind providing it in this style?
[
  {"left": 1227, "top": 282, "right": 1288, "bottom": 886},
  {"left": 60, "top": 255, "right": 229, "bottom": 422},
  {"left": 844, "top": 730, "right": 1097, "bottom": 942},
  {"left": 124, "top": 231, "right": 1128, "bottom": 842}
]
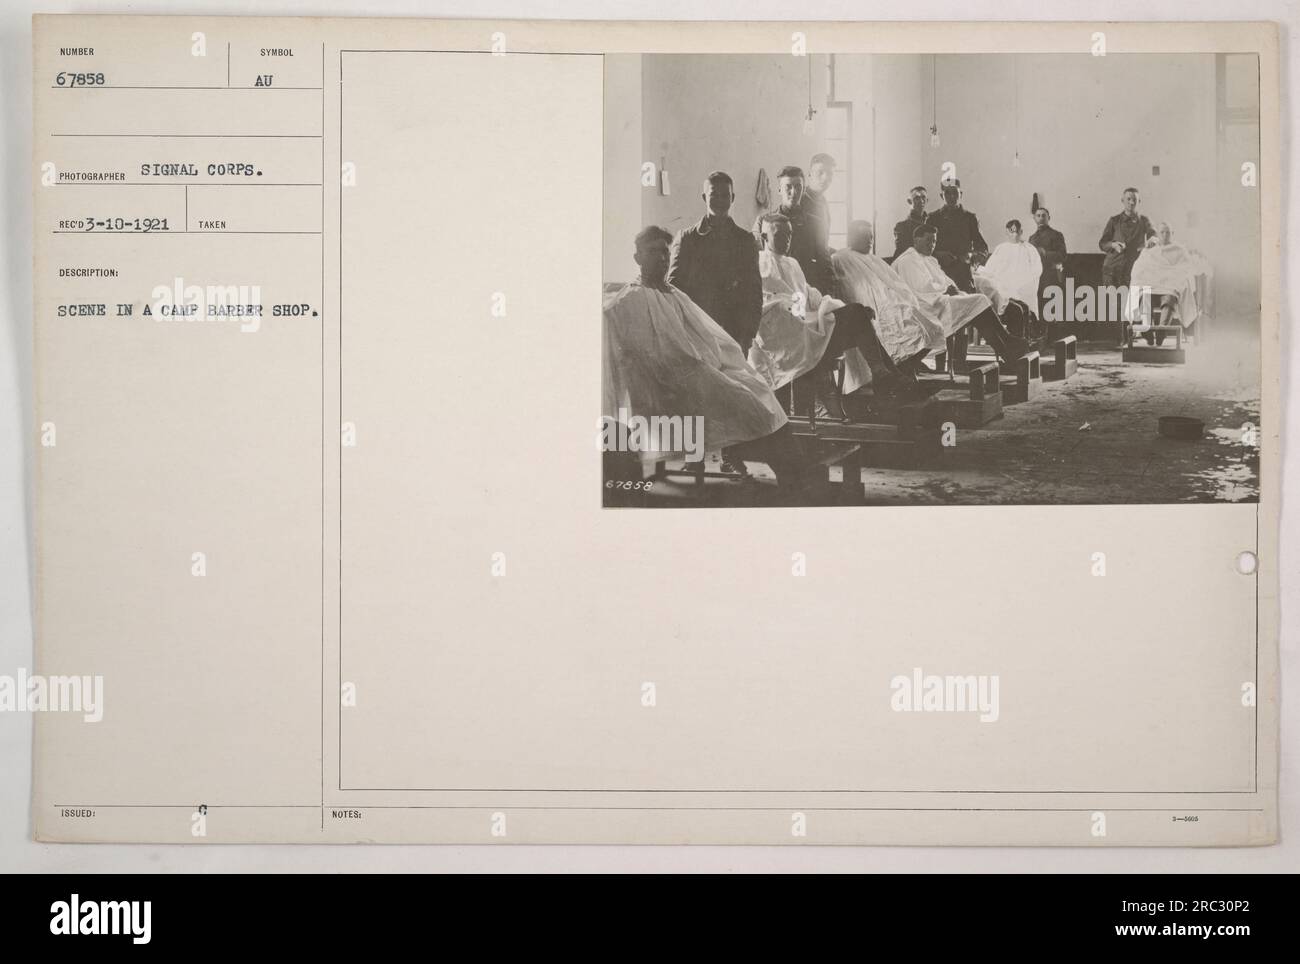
[
  {"left": 1129, "top": 221, "right": 1201, "bottom": 346},
  {"left": 831, "top": 220, "right": 944, "bottom": 390},
  {"left": 893, "top": 186, "right": 930, "bottom": 260},
  {"left": 749, "top": 213, "right": 911, "bottom": 418},
  {"left": 755, "top": 166, "right": 835, "bottom": 294},
  {"left": 893, "top": 224, "right": 1032, "bottom": 366},
  {"left": 603, "top": 226, "right": 807, "bottom": 490},
  {"left": 975, "top": 219, "right": 1042, "bottom": 310},
  {"left": 972, "top": 218, "right": 1043, "bottom": 339}
]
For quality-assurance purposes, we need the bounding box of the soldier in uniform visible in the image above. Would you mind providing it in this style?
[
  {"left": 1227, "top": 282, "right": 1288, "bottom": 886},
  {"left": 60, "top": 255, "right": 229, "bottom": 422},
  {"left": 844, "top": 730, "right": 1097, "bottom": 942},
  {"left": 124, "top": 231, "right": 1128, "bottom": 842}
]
[
  {"left": 892, "top": 186, "right": 930, "bottom": 260},
  {"left": 667, "top": 170, "right": 762, "bottom": 354},
  {"left": 754, "top": 165, "right": 835, "bottom": 295},
  {"left": 928, "top": 178, "right": 988, "bottom": 292}
]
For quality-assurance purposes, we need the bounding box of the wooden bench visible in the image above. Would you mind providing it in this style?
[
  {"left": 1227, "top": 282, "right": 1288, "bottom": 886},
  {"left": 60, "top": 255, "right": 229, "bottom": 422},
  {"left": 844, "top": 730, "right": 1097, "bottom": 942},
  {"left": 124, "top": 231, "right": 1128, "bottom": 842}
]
[
  {"left": 792, "top": 412, "right": 943, "bottom": 469},
  {"left": 999, "top": 350, "right": 1043, "bottom": 404},
  {"left": 653, "top": 458, "right": 746, "bottom": 487},
  {"left": 807, "top": 441, "right": 865, "bottom": 500},
  {"left": 1122, "top": 325, "right": 1186, "bottom": 364},
  {"left": 929, "top": 361, "right": 1003, "bottom": 427},
  {"left": 1041, "top": 335, "right": 1078, "bottom": 381}
]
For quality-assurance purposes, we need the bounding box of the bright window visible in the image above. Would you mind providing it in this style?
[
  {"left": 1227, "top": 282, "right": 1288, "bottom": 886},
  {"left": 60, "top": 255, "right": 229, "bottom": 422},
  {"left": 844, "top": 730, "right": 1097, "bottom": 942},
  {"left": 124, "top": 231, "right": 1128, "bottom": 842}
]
[{"left": 823, "top": 104, "right": 850, "bottom": 249}]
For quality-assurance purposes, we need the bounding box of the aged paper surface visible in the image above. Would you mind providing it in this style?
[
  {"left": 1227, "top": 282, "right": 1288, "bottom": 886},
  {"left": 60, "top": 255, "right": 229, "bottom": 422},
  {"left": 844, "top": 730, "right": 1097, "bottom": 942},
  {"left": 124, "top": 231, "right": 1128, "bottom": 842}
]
[{"left": 31, "top": 16, "right": 1278, "bottom": 844}]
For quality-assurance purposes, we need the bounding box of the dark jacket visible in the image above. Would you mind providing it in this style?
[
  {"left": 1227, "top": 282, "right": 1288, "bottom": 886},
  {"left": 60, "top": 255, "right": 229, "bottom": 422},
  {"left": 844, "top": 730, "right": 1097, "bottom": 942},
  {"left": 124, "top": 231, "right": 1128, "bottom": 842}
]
[
  {"left": 667, "top": 215, "right": 762, "bottom": 347},
  {"left": 929, "top": 205, "right": 988, "bottom": 289},
  {"left": 1029, "top": 225, "right": 1068, "bottom": 287},
  {"left": 893, "top": 212, "right": 929, "bottom": 260},
  {"left": 1098, "top": 212, "right": 1155, "bottom": 284},
  {"left": 802, "top": 189, "right": 832, "bottom": 252},
  {"left": 929, "top": 204, "right": 988, "bottom": 262},
  {"left": 773, "top": 200, "right": 834, "bottom": 294}
]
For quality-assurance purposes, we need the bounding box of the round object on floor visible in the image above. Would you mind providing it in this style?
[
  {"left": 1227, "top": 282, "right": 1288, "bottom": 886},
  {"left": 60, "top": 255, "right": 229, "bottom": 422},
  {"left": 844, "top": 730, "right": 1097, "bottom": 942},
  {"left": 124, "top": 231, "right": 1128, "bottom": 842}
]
[{"left": 1158, "top": 415, "right": 1204, "bottom": 440}]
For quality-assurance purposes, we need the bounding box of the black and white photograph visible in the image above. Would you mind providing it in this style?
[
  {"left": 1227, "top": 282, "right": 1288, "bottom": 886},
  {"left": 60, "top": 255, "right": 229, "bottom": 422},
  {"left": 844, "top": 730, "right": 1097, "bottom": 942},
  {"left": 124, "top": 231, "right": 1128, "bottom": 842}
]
[{"left": 602, "top": 52, "right": 1262, "bottom": 506}]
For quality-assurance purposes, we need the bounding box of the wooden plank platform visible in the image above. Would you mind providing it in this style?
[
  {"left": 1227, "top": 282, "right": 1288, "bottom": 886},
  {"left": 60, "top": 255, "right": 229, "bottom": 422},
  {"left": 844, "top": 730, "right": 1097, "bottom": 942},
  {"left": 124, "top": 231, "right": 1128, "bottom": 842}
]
[
  {"left": 790, "top": 394, "right": 940, "bottom": 434},
  {"left": 652, "top": 459, "right": 744, "bottom": 487},
  {"left": 1123, "top": 345, "right": 1187, "bottom": 363},
  {"left": 1123, "top": 325, "right": 1186, "bottom": 364},
  {"left": 999, "top": 351, "right": 1043, "bottom": 404},
  {"left": 1041, "top": 335, "right": 1078, "bottom": 381},
  {"left": 792, "top": 418, "right": 943, "bottom": 469},
  {"left": 929, "top": 361, "right": 1004, "bottom": 427}
]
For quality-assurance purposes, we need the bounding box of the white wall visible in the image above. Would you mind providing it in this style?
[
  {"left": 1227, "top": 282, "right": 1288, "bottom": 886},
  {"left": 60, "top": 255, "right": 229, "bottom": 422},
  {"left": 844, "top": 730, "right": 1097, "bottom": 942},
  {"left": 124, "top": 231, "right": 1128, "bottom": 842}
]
[
  {"left": 1213, "top": 55, "right": 1263, "bottom": 320},
  {"left": 853, "top": 55, "right": 926, "bottom": 249},
  {"left": 602, "top": 54, "right": 642, "bottom": 282},
  {"left": 915, "top": 54, "right": 1218, "bottom": 257},
  {"left": 610, "top": 53, "right": 1259, "bottom": 322},
  {"left": 638, "top": 53, "right": 830, "bottom": 249}
]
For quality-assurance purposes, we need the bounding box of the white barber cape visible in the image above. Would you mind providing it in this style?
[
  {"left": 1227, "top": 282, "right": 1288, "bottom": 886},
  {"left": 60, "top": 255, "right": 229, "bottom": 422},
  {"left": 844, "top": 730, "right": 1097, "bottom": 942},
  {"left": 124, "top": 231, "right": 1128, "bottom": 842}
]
[
  {"left": 1129, "top": 243, "right": 1201, "bottom": 328},
  {"left": 974, "top": 240, "right": 1042, "bottom": 313},
  {"left": 831, "top": 248, "right": 945, "bottom": 393},
  {"left": 893, "top": 246, "right": 993, "bottom": 337},
  {"left": 603, "top": 281, "right": 788, "bottom": 454},
  {"left": 746, "top": 249, "right": 845, "bottom": 391}
]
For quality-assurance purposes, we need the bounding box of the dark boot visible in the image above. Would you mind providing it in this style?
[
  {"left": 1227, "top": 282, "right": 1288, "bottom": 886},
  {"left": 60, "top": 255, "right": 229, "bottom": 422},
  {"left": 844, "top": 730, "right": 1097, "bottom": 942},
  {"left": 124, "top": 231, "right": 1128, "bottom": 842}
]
[
  {"left": 1001, "top": 300, "right": 1027, "bottom": 339},
  {"left": 905, "top": 347, "right": 932, "bottom": 375},
  {"left": 970, "top": 309, "right": 1031, "bottom": 366},
  {"left": 750, "top": 424, "right": 808, "bottom": 495},
  {"left": 814, "top": 369, "right": 847, "bottom": 421}
]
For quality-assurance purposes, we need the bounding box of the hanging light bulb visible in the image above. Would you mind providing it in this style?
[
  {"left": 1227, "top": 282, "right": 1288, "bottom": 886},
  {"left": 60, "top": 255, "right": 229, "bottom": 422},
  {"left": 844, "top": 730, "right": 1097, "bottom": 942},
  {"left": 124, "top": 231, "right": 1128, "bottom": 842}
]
[
  {"left": 929, "top": 56, "right": 941, "bottom": 148},
  {"left": 1011, "top": 58, "right": 1022, "bottom": 169}
]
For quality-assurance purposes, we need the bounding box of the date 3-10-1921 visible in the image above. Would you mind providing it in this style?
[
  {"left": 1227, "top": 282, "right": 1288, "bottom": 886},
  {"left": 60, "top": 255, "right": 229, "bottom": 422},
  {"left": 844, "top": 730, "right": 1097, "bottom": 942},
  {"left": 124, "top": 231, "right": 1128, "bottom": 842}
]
[{"left": 63, "top": 217, "right": 170, "bottom": 232}]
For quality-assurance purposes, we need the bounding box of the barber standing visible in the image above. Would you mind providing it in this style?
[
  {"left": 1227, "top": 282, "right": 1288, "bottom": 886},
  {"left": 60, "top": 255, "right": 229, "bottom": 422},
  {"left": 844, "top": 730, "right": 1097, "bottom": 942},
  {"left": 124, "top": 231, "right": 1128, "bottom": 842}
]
[
  {"left": 929, "top": 177, "right": 988, "bottom": 292},
  {"left": 1098, "top": 187, "right": 1155, "bottom": 288},
  {"left": 668, "top": 170, "right": 762, "bottom": 354}
]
